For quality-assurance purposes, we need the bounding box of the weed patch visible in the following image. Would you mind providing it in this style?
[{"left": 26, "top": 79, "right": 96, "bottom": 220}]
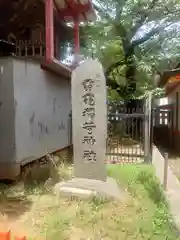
[{"left": 0, "top": 164, "right": 179, "bottom": 239}]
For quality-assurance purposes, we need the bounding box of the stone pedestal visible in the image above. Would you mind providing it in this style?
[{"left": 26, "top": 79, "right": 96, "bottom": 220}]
[{"left": 54, "top": 177, "right": 121, "bottom": 199}]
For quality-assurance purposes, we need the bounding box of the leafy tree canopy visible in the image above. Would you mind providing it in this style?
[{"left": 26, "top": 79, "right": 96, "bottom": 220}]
[{"left": 80, "top": 0, "right": 180, "bottom": 101}]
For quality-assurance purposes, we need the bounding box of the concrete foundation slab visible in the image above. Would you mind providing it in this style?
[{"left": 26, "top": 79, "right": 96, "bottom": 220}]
[{"left": 54, "top": 177, "right": 122, "bottom": 200}]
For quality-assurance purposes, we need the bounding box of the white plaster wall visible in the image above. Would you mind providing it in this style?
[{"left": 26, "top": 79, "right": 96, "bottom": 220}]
[
  {"left": 154, "top": 98, "right": 170, "bottom": 125},
  {"left": 155, "top": 97, "right": 168, "bottom": 106},
  {"left": 13, "top": 58, "right": 71, "bottom": 164},
  {"left": 0, "top": 58, "right": 15, "bottom": 163},
  {"left": 168, "top": 93, "right": 175, "bottom": 105}
]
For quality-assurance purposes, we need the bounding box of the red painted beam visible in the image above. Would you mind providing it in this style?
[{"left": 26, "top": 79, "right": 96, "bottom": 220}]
[
  {"left": 74, "top": 20, "right": 79, "bottom": 54},
  {"left": 55, "top": 4, "right": 90, "bottom": 18},
  {"left": 45, "top": 0, "right": 54, "bottom": 61},
  {"left": 66, "top": 0, "right": 77, "bottom": 9},
  {"left": 76, "top": 0, "right": 87, "bottom": 22}
]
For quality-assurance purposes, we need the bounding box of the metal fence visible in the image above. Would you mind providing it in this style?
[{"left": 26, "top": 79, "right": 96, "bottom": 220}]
[
  {"left": 69, "top": 94, "right": 153, "bottom": 164},
  {"left": 106, "top": 107, "right": 145, "bottom": 164},
  {"left": 106, "top": 94, "right": 152, "bottom": 164},
  {"left": 15, "top": 42, "right": 45, "bottom": 57}
]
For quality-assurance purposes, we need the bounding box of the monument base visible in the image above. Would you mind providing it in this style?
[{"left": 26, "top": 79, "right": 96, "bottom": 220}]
[{"left": 54, "top": 177, "right": 122, "bottom": 200}]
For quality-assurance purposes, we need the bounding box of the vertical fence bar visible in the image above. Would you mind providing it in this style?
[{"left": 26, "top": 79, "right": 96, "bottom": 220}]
[
  {"left": 117, "top": 114, "right": 119, "bottom": 162},
  {"left": 127, "top": 108, "right": 130, "bottom": 162},
  {"left": 150, "top": 108, "right": 154, "bottom": 156},
  {"left": 144, "top": 97, "right": 149, "bottom": 162},
  {"left": 144, "top": 92, "right": 152, "bottom": 163},
  {"left": 25, "top": 44, "right": 28, "bottom": 56},
  {"left": 18, "top": 44, "right": 21, "bottom": 56},
  {"left": 163, "top": 153, "right": 168, "bottom": 190},
  {"left": 148, "top": 93, "right": 152, "bottom": 162},
  {"left": 171, "top": 107, "right": 174, "bottom": 147}
]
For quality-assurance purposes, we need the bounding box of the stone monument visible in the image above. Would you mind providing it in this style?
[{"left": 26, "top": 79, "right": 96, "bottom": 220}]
[
  {"left": 72, "top": 59, "right": 107, "bottom": 181},
  {"left": 54, "top": 59, "right": 121, "bottom": 199}
]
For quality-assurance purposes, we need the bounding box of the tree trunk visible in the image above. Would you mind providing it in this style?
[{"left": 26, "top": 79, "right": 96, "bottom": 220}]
[
  {"left": 124, "top": 45, "right": 136, "bottom": 97},
  {"left": 123, "top": 44, "right": 138, "bottom": 113},
  {"left": 106, "top": 44, "right": 137, "bottom": 103}
]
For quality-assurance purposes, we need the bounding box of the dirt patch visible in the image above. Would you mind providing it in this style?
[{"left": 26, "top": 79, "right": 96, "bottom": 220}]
[{"left": 0, "top": 183, "right": 32, "bottom": 236}]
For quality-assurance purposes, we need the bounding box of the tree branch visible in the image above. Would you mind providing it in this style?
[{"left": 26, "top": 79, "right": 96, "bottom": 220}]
[
  {"left": 129, "top": 0, "right": 160, "bottom": 40},
  {"left": 132, "top": 21, "right": 176, "bottom": 47},
  {"left": 93, "top": 2, "right": 113, "bottom": 23},
  {"left": 106, "top": 60, "right": 125, "bottom": 82},
  {"left": 115, "top": 0, "right": 128, "bottom": 21},
  {"left": 132, "top": 26, "right": 160, "bottom": 46}
]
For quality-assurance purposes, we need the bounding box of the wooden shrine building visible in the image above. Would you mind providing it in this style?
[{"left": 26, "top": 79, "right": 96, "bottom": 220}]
[{"left": 0, "top": 0, "right": 95, "bottom": 179}]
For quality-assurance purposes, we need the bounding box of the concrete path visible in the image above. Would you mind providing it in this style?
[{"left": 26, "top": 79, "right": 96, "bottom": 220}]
[{"left": 153, "top": 146, "right": 180, "bottom": 230}]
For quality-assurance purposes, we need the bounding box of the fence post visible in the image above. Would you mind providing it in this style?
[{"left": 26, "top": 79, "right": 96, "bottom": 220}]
[
  {"left": 149, "top": 108, "right": 154, "bottom": 156},
  {"left": 144, "top": 92, "right": 152, "bottom": 163},
  {"left": 163, "top": 152, "right": 168, "bottom": 190}
]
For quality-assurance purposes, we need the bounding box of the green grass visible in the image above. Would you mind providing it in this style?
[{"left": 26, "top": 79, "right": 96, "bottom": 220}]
[
  {"left": 108, "top": 164, "right": 179, "bottom": 239},
  {"left": 0, "top": 164, "right": 179, "bottom": 239}
]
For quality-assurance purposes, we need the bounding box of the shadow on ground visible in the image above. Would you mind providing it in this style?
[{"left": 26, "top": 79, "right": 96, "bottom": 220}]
[
  {"left": 0, "top": 182, "right": 32, "bottom": 220},
  {"left": 0, "top": 195, "right": 32, "bottom": 220}
]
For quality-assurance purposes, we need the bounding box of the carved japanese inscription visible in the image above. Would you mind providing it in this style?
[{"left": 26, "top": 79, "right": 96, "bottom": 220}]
[{"left": 71, "top": 59, "right": 107, "bottom": 181}]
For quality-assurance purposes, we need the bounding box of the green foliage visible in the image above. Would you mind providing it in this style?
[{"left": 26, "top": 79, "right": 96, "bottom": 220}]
[
  {"left": 108, "top": 164, "right": 179, "bottom": 239},
  {"left": 136, "top": 170, "right": 166, "bottom": 205},
  {"left": 108, "top": 88, "right": 123, "bottom": 101},
  {"left": 81, "top": 0, "right": 180, "bottom": 100}
]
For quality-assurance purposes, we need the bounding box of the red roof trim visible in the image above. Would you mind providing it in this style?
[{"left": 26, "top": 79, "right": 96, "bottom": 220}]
[
  {"left": 53, "top": 0, "right": 66, "bottom": 23},
  {"left": 165, "top": 81, "right": 180, "bottom": 95},
  {"left": 159, "top": 69, "right": 180, "bottom": 86},
  {"left": 77, "top": 0, "right": 87, "bottom": 21},
  {"left": 62, "top": 0, "right": 90, "bottom": 19},
  {"left": 54, "top": 0, "right": 95, "bottom": 21}
]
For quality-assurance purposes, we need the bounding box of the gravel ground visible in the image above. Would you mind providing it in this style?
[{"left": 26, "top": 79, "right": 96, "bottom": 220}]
[
  {"left": 168, "top": 157, "right": 180, "bottom": 179},
  {"left": 157, "top": 145, "right": 180, "bottom": 180}
]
